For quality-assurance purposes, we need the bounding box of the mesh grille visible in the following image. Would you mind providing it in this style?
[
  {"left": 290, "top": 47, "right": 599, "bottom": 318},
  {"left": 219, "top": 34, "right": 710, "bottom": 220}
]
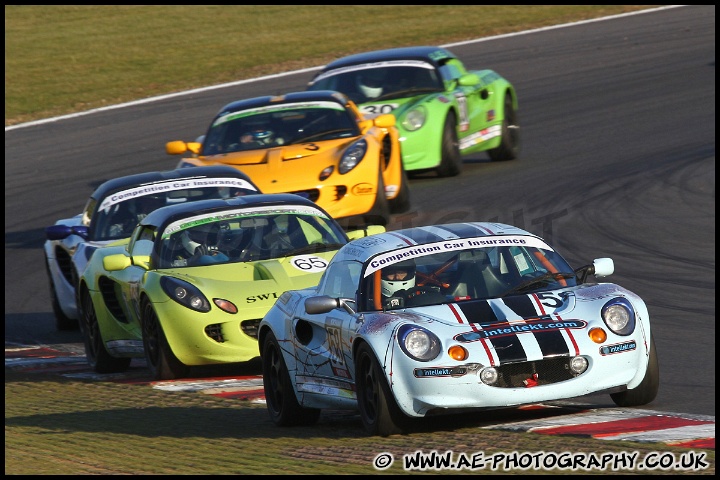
[
  {"left": 241, "top": 319, "right": 261, "bottom": 339},
  {"left": 333, "top": 185, "right": 347, "bottom": 201},
  {"left": 55, "top": 247, "right": 74, "bottom": 283},
  {"left": 98, "top": 276, "right": 128, "bottom": 323},
  {"left": 205, "top": 324, "right": 224, "bottom": 343},
  {"left": 493, "top": 357, "right": 580, "bottom": 388},
  {"left": 289, "top": 189, "right": 319, "bottom": 202}
]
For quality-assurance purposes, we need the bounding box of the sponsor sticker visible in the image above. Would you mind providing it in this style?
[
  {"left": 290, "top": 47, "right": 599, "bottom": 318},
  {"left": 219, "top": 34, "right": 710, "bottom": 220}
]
[{"left": 600, "top": 341, "right": 637, "bottom": 355}]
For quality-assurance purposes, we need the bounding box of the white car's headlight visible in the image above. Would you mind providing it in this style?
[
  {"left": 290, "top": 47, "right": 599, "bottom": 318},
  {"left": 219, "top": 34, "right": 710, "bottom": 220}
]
[
  {"left": 601, "top": 298, "right": 636, "bottom": 336},
  {"left": 339, "top": 139, "right": 367, "bottom": 174},
  {"left": 401, "top": 106, "right": 427, "bottom": 131},
  {"left": 398, "top": 324, "right": 441, "bottom": 361}
]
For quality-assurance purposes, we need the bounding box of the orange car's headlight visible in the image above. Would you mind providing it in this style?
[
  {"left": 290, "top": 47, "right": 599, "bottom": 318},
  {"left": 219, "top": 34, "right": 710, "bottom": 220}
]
[{"left": 339, "top": 139, "right": 367, "bottom": 174}]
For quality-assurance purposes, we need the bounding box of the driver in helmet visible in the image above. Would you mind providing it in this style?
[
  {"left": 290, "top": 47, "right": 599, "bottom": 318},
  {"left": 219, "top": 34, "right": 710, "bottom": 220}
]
[
  {"left": 356, "top": 69, "right": 386, "bottom": 100},
  {"left": 240, "top": 127, "right": 283, "bottom": 147},
  {"left": 181, "top": 223, "right": 229, "bottom": 266},
  {"left": 381, "top": 259, "right": 416, "bottom": 308},
  {"left": 380, "top": 258, "right": 445, "bottom": 309},
  {"left": 108, "top": 194, "right": 166, "bottom": 238},
  {"left": 135, "top": 194, "right": 166, "bottom": 221}
]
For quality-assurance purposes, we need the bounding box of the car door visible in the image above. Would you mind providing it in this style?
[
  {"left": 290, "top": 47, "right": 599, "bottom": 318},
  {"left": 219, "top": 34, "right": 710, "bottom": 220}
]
[
  {"left": 110, "top": 225, "right": 156, "bottom": 333},
  {"left": 296, "top": 260, "right": 363, "bottom": 382},
  {"left": 440, "top": 60, "right": 488, "bottom": 143}
]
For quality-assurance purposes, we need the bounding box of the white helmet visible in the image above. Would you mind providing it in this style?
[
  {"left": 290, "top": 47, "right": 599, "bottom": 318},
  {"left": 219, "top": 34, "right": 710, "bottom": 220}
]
[
  {"left": 357, "top": 70, "right": 385, "bottom": 100},
  {"left": 181, "top": 224, "right": 219, "bottom": 256},
  {"left": 181, "top": 229, "right": 202, "bottom": 256},
  {"left": 381, "top": 260, "right": 416, "bottom": 297}
]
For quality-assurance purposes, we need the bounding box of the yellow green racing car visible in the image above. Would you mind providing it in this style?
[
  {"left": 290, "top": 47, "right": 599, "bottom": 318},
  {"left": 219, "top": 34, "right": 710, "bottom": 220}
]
[{"left": 77, "top": 193, "right": 383, "bottom": 380}]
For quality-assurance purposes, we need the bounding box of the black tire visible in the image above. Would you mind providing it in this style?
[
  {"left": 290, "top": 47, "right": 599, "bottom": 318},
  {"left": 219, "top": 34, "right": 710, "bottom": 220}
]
[
  {"left": 610, "top": 337, "right": 660, "bottom": 407},
  {"left": 355, "top": 342, "right": 413, "bottom": 436},
  {"left": 435, "top": 111, "right": 462, "bottom": 177},
  {"left": 47, "top": 266, "right": 78, "bottom": 331},
  {"left": 364, "top": 172, "right": 391, "bottom": 226},
  {"left": 262, "top": 331, "right": 321, "bottom": 426},
  {"left": 487, "top": 93, "right": 520, "bottom": 161},
  {"left": 80, "top": 287, "right": 131, "bottom": 374},
  {"left": 388, "top": 163, "right": 411, "bottom": 214},
  {"left": 142, "top": 299, "right": 189, "bottom": 380}
]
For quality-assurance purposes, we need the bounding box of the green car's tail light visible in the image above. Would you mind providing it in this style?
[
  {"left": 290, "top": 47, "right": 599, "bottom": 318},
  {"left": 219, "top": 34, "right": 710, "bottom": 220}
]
[
  {"left": 160, "top": 276, "right": 211, "bottom": 312},
  {"left": 339, "top": 139, "right": 367, "bottom": 174}
]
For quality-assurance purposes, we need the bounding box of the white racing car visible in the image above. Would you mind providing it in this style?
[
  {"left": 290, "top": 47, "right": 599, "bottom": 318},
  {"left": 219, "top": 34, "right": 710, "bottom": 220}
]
[
  {"left": 44, "top": 166, "right": 260, "bottom": 330},
  {"left": 258, "top": 222, "right": 659, "bottom": 436}
]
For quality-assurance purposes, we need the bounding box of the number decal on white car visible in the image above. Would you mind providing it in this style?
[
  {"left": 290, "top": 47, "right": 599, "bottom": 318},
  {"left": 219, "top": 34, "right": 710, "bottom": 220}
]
[{"left": 536, "top": 292, "right": 563, "bottom": 308}]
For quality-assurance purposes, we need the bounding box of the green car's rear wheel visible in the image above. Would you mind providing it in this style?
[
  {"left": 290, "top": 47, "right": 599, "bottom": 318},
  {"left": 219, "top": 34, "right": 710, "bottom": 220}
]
[{"left": 488, "top": 93, "right": 520, "bottom": 161}]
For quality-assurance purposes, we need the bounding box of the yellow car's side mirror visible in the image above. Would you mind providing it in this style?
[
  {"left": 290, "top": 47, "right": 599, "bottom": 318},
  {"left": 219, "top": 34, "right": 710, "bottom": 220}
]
[{"left": 346, "top": 225, "right": 386, "bottom": 240}]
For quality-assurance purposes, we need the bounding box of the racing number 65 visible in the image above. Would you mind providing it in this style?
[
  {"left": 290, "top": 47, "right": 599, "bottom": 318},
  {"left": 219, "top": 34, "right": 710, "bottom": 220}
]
[{"left": 293, "top": 256, "right": 328, "bottom": 271}]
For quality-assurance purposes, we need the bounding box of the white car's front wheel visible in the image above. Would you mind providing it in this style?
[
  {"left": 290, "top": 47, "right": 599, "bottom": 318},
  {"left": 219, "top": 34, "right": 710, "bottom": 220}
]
[
  {"left": 355, "top": 342, "right": 413, "bottom": 436},
  {"left": 610, "top": 337, "right": 660, "bottom": 407}
]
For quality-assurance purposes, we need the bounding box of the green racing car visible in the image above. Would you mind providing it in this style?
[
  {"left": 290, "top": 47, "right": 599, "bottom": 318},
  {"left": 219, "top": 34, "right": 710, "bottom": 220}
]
[{"left": 307, "top": 46, "right": 520, "bottom": 177}]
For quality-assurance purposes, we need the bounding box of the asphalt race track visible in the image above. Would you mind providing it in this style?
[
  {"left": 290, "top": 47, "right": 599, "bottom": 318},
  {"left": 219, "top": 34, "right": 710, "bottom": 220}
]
[{"left": 5, "top": 4, "right": 715, "bottom": 425}]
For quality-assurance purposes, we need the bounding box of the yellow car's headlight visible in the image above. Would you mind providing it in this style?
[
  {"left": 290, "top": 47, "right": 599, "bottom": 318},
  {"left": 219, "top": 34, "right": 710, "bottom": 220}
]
[{"left": 339, "top": 139, "right": 367, "bottom": 174}]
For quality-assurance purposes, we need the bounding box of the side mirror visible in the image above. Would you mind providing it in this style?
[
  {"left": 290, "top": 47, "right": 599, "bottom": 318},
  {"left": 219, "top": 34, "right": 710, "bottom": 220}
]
[
  {"left": 346, "top": 225, "right": 386, "bottom": 240},
  {"left": 165, "top": 141, "right": 188, "bottom": 155},
  {"left": 103, "top": 254, "right": 132, "bottom": 272},
  {"left": 574, "top": 257, "right": 614, "bottom": 283},
  {"left": 373, "top": 113, "right": 396, "bottom": 128},
  {"left": 305, "top": 295, "right": 356, "bottom": 315},
  {"left": 186, "top": 142, "right": 202, "bottom": 155},
  {"left": 592, "top": 258, "right": 614, "bottom": 278},
  {"left": 305, "top": 295, "right": 340, "bottom": 314},
  {"left": 46, "top": 224, "right": 89, "bottom": 241},
  {"left": 458, "top": 73, "right": 480, "bottom": 87}
]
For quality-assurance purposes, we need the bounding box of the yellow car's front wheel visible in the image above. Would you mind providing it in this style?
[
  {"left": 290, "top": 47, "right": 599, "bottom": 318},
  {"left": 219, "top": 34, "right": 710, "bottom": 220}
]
[{"left": 142, "top": 299, "right": 189, "bottom": 380}]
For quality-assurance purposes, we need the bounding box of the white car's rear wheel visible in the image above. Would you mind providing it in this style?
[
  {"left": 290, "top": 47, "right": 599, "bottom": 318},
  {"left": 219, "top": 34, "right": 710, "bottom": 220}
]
[{"left": 46, "top": 262, "right": 78, "bottom": 331}]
